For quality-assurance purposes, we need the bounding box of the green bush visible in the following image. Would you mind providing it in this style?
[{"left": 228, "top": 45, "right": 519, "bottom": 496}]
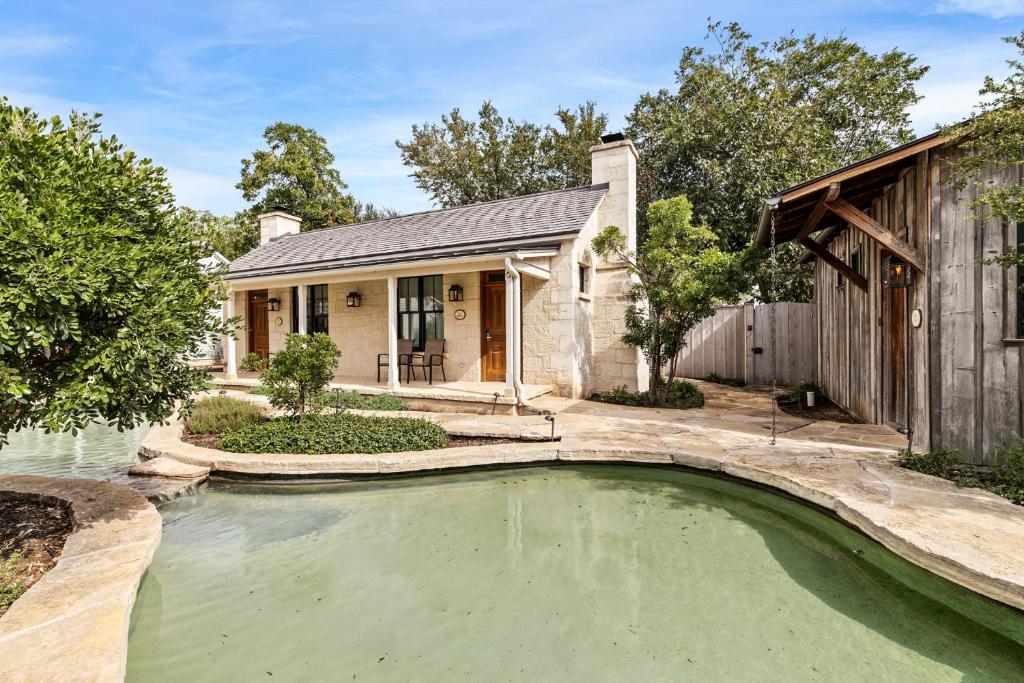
[
  {"left": 898, "top": 443, "right": 1024, "bottom": 505},
  {"left": 313, "top": 390, "right": 407, "bottom": 412},
  {"left": 590, "top": 379, "right": 704, "bottom": 410},
  {"left": 705, "top": 373, "right": 745, "bottom": 388},
  {"left": 239, "top": 352, "right": 268, "bottom": 373},
  {"left": 184, "top": 396, "right": 265, "bottom": 435},
  {"left": 260, "top": 333, "right": 341, "bottom": 416},
  {"left": 0, "top": 543, "right": 26, "bottom": 614},
  {"left": 218, "top": 413, "right": 448, "bottom": 454}
]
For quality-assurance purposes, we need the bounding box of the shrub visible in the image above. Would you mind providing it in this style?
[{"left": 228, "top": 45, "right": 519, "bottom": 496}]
[
  {"left": 260, "top": 333, "right": 341, "bottom": 416},
  {"left": 898, "top": 443, "right": 1024, "bottom": 505},
  {"left": 184, "top": 396, "right": 265, "bottom": 435},
  {"left": 706, "top": 373, "right": 745, "bottom": 388},
  {"left": 590, "top": 379, "right": 704, "bottom": 410},
  {"left": 239, "top": 352, "right": 269, "bottom": 373},
  {"left": 218, "top": 413, "right": 448, "bottom": 454},
  {"left": 313, "top": 390, "right": 407, "bottom": 412},
  {"left": 0, "top": 543, "right": 26, "bottom": 614}
]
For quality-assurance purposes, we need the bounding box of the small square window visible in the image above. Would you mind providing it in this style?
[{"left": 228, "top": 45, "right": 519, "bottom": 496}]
[{"left": 578, "top": 264, "right": 589, "bottom": 294}]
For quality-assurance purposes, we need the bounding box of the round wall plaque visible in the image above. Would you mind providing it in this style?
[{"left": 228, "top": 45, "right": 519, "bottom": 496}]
[
  {"left": 454, "top": 309, "right": 467, "bottom": 321},
  {"left": 275, "top": 316, "right": 284, "bottom": 326},
  {"left": 910, "top": 309, "right": 922, "bottom": 328}
]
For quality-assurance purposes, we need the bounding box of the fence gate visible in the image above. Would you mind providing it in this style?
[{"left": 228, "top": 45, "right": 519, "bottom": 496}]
[{"left": 676, "top": 302, "right": 817, "bottom": 387}]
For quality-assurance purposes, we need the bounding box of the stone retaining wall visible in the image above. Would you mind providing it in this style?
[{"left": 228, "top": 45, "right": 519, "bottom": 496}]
[{"left": 0, "top": 475, "right": 162, "bottom": 683}]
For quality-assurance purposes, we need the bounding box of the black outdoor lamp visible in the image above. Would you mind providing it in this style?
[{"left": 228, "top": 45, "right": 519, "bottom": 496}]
[
  {"left": 346, "top": 291, "right": 362, "bottom": 308},
  {"left": 267, "top": 298, "right": 281, "bottom": 311},
  {"left": 882, "top": 256, "right": 911, "bottom": 289},
  {"left": 448, "top": 283, "right": 464, "bottom": 302}
]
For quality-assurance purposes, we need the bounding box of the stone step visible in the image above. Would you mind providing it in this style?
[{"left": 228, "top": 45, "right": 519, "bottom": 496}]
[{"left": 129, "top": 457, "right": 211, "bottom": 479}]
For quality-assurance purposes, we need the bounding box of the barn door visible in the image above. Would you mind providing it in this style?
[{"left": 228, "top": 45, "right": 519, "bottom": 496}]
[{"left": 882, "top": 281, "right": 908, "bottom": 429}]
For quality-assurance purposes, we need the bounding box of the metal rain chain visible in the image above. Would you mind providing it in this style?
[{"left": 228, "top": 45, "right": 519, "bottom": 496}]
[{"left": 769, "top": 211, "right": 778, "bottom": 446}]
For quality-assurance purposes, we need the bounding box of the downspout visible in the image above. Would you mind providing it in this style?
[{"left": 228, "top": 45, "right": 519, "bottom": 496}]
[{"left": 504, "top": 257, "right": 532, "bottom": 408}]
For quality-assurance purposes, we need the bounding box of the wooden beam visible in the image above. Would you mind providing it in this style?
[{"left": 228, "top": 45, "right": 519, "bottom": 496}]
[
  {"left": 781, "top": 134, "right": 945, "bottom": 204},
  {"left": 795, "top": 182, "right": 840, "bottom": 243},
  {"left": 800, "top": 237, "right": 868, "bottom": 291},
  {"left": 825, "top": 197, "right": 926, "bottom": 272}
]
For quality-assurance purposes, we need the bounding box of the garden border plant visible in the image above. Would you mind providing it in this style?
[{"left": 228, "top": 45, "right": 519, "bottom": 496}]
[{"left": 899, "top": 443, "right": 1024, "bottom": 506}]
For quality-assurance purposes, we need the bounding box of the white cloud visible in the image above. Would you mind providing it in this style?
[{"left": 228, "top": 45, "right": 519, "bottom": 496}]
[{"left": 936, "top": 0, "right": 1024, "bottom": 19}]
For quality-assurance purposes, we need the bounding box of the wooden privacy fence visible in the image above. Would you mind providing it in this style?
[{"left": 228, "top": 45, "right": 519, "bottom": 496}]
[{"left": 676, "top": 302, "right": 817, "bottom": 387}]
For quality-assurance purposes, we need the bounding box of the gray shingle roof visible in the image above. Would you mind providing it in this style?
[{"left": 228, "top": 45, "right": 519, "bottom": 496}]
[{"left": 227, "top": 184, "right": 607, "bottom": 278}]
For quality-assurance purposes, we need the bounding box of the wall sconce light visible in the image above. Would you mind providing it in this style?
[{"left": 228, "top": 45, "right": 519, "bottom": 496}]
[
  {"left": 346, "top": 291, "right": 362, "bottom": 308},
  {"left": 882, "top": 256, "right": 911, "bottom": 289},
  {"left": 448, "top": 283, "right": 464, "bottom": 302},
  {"left": 267, "top": 298, "right": 281, "bottom": 311}
]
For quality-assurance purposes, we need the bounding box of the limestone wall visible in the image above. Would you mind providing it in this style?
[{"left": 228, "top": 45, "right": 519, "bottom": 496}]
[
  {"left": 442, "top": 272, "right": 482, "bottom": 382},
  {"left": 327, "top": 280, "right": 388, "bottom": 381}
]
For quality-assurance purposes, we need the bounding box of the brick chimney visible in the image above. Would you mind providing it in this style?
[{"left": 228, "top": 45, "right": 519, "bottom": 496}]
[
  {"left": 589, "top": 132, "right": 638, "bottom": 251},
  {"left": 258, "top": 209, "right": 301, "bottom": 245}
]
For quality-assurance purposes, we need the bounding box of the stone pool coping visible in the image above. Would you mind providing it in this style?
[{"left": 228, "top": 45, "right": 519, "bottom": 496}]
[
  {"left": 0, "top": 475, "right": 162, "bottom": 683},
  {"left": 141, "top": 412, "right": 1024, "bottom": 613}
]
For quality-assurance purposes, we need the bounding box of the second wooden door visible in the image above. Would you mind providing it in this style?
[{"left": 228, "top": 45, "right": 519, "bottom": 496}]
[{"left": 480, "top": 271, "right": 506, "bottom": 381}]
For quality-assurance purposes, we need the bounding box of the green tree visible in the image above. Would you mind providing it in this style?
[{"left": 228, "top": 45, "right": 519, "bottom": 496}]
[
  {"left": 941, "top": 30, "right": 1024, "bottom": 271},
  {"left": 353, "top": 200, "right": 400, "bottom": 223},
  {"left": 179, "top": 207, "right": 258, "bottom": 260},
  {"left": 592, "top": 195, "right": 744, "bottom": 406},
  {"left": 260, "top": 333, "right": 341, "bottom": 417},
  {"left": 628, "top": 20, "right": 928, "bottom": 301},
  {"left": 238, "top": 122, "right": 355, "bottom": 230},
  {"left": 396, "top": 101, "right": 607, "bottom": 207},
  {"left": 0, "top": 100, "right": 230, "bottom": 442}
]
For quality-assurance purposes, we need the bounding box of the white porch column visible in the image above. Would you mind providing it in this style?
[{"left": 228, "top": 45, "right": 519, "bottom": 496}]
[
  {"left": 386, "top": 275, "right": 400, "bottom": 390},
  {"left": 296, "top": 285, "right": 307, "bottom": 334},
  {"left": 223, "top": 292, "right": 237, "bottom": 379},
  {"left": 504, "top": 269, "right": 516, "bottom": 397}
]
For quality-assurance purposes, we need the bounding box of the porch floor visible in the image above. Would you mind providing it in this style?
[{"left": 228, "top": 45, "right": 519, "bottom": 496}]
[{"left": 209, "top": 372, "right": 552, "bottom": 408}]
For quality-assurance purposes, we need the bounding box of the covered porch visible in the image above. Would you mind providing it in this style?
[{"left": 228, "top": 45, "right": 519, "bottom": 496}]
[{"left": 221, "top": 251, "right": 558, "bottom": 412}]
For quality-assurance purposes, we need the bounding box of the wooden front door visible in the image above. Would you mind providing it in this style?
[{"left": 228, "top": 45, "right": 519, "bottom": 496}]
[
  {"left": 480, "top": 271, "right": 506, "bottom": 381},
  {"left": 882, "top": 280, "right": 908, "bottom": 429},
  {"left": 247, "top": 290, "right": 270, "bottom": 360}
]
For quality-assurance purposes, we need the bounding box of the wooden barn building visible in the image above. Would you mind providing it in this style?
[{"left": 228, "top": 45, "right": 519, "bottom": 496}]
[{"left": 755, "top": 133, "right": 1023, "bottom": 464}]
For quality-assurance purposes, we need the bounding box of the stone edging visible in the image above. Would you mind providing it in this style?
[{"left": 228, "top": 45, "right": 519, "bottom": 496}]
[
  {"left": 0, "top": 475, "right": 162, "bottom": 683},
  {"left": 140, "top": 421, "right": 1024, "bottom": 613}
]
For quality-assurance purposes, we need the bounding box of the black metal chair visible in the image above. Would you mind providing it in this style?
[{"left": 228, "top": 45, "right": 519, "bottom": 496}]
[
  {"left": 407, "top": 339, "right": 446, "bottom": 384},
  {"left": 377, "top": 339, "right": 413, "bottom": 383}
]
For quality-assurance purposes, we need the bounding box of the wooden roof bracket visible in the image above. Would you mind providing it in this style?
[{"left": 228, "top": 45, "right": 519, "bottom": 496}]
[
  {"left": 824, "top": 197, "right": 926, "bottom": 273},
  {"left": 795, "top": 182, "right": 841, "bottom": 243},
  {"left": 800, "top": 236, "right": 868, "bottom": 291}
]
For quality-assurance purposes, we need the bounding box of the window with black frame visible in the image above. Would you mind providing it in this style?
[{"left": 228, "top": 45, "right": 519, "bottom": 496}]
[
  {"left": 1018, "top": 222, "right": 1024, "bottom": 338},
  {"left": 306, "top": 284, "right": 329, "bottom": 334},
  {"left": 398, "top": 275, "right": 444, "bottom": 351}
]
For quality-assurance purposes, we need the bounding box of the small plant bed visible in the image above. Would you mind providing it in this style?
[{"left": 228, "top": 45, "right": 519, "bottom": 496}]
[
  {"left": 444, "top": 435, "right": 552, "bottom": 448},
  {"left": 899, "top": 444, "right": 1024, "bottom": 506},
  {"left": 217, "top": 413, "right": 449, "bottom": 454},
  {"left": 704, "top": 373, "right": 746, "bottom": 388},
  {"left": 247, "top": 387, "right": 407, "bottom": 412},
  {"left": 589, "top": 379, "right": 704, "bottom": 410},
  {"left": 776, "top": 383, "right": 859, "bottom": 424},
  {"left": 0, "top": 495, "right": 73, "bottom": 616}
]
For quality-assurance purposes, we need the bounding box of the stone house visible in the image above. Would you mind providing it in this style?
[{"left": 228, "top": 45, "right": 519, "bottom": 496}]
[{"left": 221, "top": 134, "right": 647, "bottom": 406}]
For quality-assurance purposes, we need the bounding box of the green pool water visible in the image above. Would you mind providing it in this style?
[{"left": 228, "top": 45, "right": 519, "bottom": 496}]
[{"left": 125, "top": 466, "right": 1024, "bottom": 681}]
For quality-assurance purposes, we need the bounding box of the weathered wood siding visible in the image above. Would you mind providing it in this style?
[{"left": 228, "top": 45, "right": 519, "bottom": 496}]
[
  {"left": 678, "top": 303, "right": 817, "bottom": 386},
  {"left": 815, "top": 145, "right": 1023, "bottom": 464}
]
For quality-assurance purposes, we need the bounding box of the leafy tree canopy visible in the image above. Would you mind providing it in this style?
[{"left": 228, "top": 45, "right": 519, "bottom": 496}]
[
  {"left": 396, "top": 101, "right": 607, "bottom": 207},
  {"left": 592, "top": 195, "right": 746, "bottom": 405},
  {"left": 0, "top": 100, "right": 230, "bottom": 441},
  {"left": 941, "top": 30, "right": 1024, "bottom": 270},
  {"left": 179, "top": 207, "right": 257, "bottom": 261},
  {"left": 238, "top": 122, "right": 355, "bottom": 230},
  {"left": 353, "top": 200, "right": 400, "bottom": 223},
  {"left": 628, "top": 20, "right": 928, "bottom": 301}
]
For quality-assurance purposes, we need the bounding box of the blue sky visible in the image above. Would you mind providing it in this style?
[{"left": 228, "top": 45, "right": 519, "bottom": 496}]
[{"left": 4, "top": 1, "right": 1023, "bottom": 215}]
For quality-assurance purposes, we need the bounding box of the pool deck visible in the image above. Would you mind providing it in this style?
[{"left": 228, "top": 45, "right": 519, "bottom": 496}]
[{"left": 138, "top": 382, "right": 1024, "bottom": 613}]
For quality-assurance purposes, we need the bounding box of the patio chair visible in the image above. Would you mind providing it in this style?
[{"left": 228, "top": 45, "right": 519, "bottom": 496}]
[
  {"left": 407, "top": 338, "right": 446, "bottom": 384},
  {"left": 377, "top": 339, "right": 414, "bottom": 383}
]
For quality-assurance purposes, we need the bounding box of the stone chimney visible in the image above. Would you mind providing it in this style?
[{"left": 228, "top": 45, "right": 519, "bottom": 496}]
[
  {"left": 589, "top": 133, "right": 638, "bottom": 251},
  {"left": 258, "top": 209, "right": 301, "bottom": 245}
]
